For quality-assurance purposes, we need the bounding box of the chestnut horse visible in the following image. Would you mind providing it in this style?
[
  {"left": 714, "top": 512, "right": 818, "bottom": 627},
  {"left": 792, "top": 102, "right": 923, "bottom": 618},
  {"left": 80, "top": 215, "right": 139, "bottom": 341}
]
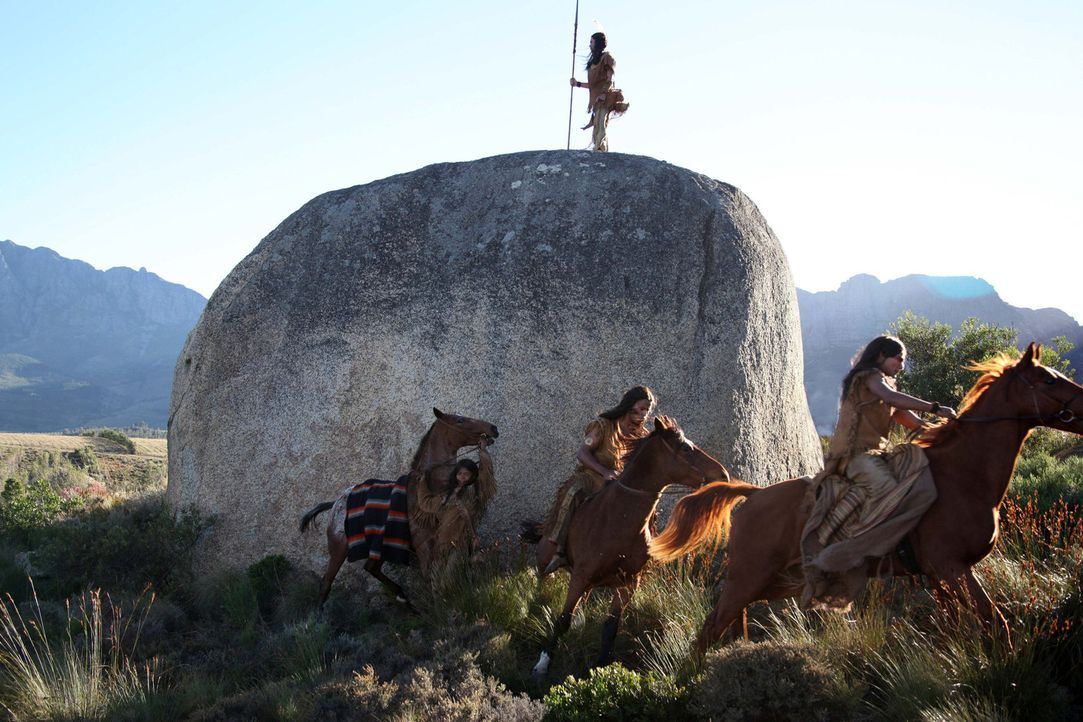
[
  {"left": 651, "top": 344, "right": 1083, "bottom": 655},
  {"left": 300, "top": 408, "right": 498, "bottom": 610},
  {"left": 524, "top": 416, "right": 731, "bottom": 676}
]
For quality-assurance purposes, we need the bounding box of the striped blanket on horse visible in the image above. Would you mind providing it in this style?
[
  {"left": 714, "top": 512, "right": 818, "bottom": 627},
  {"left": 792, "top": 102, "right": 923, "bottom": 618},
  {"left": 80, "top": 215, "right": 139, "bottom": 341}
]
[{"left": 345, "top": 475, "right": 412, "bottom": 565}]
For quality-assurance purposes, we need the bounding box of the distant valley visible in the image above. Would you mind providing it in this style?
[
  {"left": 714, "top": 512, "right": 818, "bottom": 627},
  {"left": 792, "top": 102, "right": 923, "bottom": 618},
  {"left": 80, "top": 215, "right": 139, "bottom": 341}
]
[{"left": 0, "top": 240, "right": 206, "bottom": 431}]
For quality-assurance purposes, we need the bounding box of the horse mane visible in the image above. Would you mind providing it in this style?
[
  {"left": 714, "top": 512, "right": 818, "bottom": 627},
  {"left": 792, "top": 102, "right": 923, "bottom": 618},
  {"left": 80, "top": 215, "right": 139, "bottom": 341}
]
[
  {"left": 540, "top": 421, "right": 677, "bottom": 536},
  {"left": 409, "top": 421, "right": 437, "bottom": 472},
  {"left": 615, "top": 424, "right": 680, "bottom": 469},
  {"left": 915, "top": 352, "right": 1027, "bottom": 448}
]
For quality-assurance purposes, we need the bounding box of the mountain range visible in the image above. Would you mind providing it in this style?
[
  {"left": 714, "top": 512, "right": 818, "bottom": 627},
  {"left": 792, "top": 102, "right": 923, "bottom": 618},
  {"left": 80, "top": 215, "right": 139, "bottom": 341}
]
[
  {"left": 1, "top": 240, "right": 1079, "bottom": 433},
  {"left": 799, "top": 274, "right": 1083, "bottom": 432},
  {"left": 0, "top": 240, "right": 206, "bottom": 431}
]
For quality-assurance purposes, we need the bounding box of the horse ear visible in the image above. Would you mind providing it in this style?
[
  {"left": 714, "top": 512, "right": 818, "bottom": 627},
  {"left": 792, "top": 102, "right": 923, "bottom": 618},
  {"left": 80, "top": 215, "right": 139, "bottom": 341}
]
[
  {"left": 1021, "top": 342, "right": 1041, "bottom": 367},
  {"left": 433, "top": 407, "right": 444, "bottom": 419}
]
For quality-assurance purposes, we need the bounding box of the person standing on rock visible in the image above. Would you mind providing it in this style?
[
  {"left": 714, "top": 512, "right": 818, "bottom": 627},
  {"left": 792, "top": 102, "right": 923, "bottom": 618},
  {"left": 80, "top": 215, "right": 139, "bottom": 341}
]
[
  {"left": 570, "top": 32, "right": 629, "bottom": 152},
  {"left": 537, "top": 385, "right": 655, "bottom": 574}
]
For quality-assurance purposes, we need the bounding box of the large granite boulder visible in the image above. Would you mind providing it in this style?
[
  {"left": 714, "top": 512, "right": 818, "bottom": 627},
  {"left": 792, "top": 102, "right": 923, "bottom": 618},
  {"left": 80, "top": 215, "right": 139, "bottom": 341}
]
[{"left": 168, "top": 150, "right": 821, "bottom": 572}]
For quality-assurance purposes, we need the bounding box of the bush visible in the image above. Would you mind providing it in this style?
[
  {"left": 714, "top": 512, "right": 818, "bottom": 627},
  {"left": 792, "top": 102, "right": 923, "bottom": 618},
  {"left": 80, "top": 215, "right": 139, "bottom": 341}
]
[
  {"left": 67, "top": 445, "right": 101, "bottom": 473},
  {"left": 1010, "top": 454, "right": 1083, "bottom": 509},
  {"left": 689, "top": 640, "right": 853, "bottom": 722},
  {"left": 84, "top": 428, "right": 137, "bottom": 454},
  {"left": 544, "top": 664, "right": 687, "bottom": 721},
  {"left": 311, "top": 637, "right": 545, "bottom": 722},
  {"left": 0, "top": 477, "right": 83, "bottom": 546},
  {"left": 33, "top": 495, "right": 209, "bottom": 597}
]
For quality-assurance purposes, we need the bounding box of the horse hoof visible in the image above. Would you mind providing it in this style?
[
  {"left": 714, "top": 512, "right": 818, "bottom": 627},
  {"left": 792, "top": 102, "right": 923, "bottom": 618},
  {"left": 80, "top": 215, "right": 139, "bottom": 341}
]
[{"left": 531, "top": 651, "right": 551, "bottom": 677}]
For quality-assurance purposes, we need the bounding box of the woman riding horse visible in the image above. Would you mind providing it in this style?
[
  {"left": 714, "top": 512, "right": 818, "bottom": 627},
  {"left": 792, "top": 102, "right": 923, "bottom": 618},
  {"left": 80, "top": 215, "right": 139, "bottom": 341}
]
[
  {"left": 651, "top": 343, "right": 1083, "bottom": 655},
  {"left": 537, "top": 385, "right": 655, "bottom": 575},
  {"left": 802, "top": 335, "right": 957, "bottom": 608}
]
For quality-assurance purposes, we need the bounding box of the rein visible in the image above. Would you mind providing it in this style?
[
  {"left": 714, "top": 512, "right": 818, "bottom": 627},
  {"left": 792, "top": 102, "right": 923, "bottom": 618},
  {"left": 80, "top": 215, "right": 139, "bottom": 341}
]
[
  {"left": 955, "top": 371, "right": 1082, "bottom": 424},
  {"left": 417, "top": 444, "right": 484, "bottom": 472},
  {"left": 614, "top": 433, "right": 710, "bottom": 497}
]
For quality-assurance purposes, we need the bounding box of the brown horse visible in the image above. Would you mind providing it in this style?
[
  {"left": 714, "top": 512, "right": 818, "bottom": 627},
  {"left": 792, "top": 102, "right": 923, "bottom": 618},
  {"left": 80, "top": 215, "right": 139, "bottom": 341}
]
[
  {"left": 651, "top": 344, "right": 1083, "bottom": 655},
  {"left": 300, "top": 408, "right": 498, "bottom": 610},
  {"left": 524, "top": 416, "right": 731, "bottom": 676}
]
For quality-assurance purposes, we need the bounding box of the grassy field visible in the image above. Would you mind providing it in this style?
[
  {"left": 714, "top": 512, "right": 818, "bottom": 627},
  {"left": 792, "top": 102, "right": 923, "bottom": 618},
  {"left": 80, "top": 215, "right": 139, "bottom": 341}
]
[
  {"left": 0, "top": 432, "right": 166, "bottom": 458},
  {"left": 0, "top": 430, "right": 1080, "bottom": 720}
]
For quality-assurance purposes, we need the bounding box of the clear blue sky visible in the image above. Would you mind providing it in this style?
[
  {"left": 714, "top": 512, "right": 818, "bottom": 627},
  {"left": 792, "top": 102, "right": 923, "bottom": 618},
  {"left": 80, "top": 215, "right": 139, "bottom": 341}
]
[{"left": 3, "top": 1, "right": 1081, "bottom": 322}]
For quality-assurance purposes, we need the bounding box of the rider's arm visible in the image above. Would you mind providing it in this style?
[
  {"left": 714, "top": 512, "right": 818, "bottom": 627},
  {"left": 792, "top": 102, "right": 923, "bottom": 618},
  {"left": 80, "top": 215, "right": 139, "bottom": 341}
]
[
  {"left": 476, "top": 440, "right": 493, "bottom": 481},
  {"left": 576, "top": 427, "right": 617, "bottom": 481},
  {"left": 865, "top": 373, "right": 958, "bottom": 420},
  {"left": 892, "top": 409, "right": 927, "bottom": 430}
]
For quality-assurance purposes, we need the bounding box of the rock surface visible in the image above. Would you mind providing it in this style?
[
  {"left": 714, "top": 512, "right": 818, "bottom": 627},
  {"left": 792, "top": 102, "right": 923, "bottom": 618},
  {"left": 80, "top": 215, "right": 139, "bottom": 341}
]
[{"left": 167, "top": 150, "right": 821, "bottom": 572}]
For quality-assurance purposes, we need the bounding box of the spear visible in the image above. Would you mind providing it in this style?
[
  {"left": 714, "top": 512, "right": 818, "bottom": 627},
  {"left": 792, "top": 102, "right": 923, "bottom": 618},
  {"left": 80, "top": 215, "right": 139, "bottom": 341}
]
[{"left": 566, "top": 0, "right": 579, "bottom": 150}]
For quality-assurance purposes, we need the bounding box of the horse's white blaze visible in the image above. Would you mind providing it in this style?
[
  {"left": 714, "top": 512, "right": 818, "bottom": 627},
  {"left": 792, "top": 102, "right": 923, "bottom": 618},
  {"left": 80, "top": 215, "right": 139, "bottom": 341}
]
[{"left": 532, "top": 651, "right": 551, "bottom": 675}]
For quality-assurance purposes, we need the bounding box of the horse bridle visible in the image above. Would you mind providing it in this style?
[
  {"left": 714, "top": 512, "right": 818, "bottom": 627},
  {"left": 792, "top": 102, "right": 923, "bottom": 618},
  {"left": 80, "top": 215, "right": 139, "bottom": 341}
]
[
  {"left": 956, "top": 369, "right": 1083, "bottom": 425},
  {"left": 612, "top": 433, "right": 697, "bottom": 497}
]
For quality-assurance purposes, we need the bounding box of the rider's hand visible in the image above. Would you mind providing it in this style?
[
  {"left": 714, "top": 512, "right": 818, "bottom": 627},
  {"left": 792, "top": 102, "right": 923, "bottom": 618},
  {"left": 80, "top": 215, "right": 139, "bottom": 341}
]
[
  {"left": 601, "top": 468, "right": 618, "bottom": 482},
  {"left": 939, "top": 406, "right": 958, "bottom": 420},
  {"left": 569, "top": 77, "right": 578, "bottom": 87}
]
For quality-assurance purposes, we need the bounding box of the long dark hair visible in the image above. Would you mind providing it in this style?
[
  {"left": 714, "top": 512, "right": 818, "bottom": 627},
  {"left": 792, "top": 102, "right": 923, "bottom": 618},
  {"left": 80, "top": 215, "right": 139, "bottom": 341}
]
[
  {"left": 585, "top": 32, "right": 607, "bottom": 70},
  {"left": 600, "top": 385, "right": 655, "bottom": 421},
  {"left": 841, "top": 335, "right": 905, "bottom": 401},
  {"left": 443, "top": 458, "right": 480, "bottom": 502}
]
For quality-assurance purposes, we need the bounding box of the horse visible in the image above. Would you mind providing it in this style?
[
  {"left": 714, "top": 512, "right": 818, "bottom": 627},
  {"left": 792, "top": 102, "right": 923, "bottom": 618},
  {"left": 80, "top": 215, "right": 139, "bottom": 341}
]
[
  {"left": 649, "top": 343, "right": 1083, "bottom": 656},
  {"left": 523, "top": 416, "right": 732, "bottom": 676},
  {"left": 299, "top": 407, "right": 499, "bottom": 610}
]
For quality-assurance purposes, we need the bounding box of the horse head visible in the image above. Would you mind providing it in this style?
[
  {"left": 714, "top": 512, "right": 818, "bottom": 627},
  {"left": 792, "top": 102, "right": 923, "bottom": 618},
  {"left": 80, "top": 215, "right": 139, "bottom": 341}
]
[
  {"left": 432, "top": 407, "right": 500, "bottom": 447},
  {"left": 651, "top": 415, "right": 731, "bottom": 489},
  {"left": 1005, "top": 343, "right": 1083, "bottom": 434}
]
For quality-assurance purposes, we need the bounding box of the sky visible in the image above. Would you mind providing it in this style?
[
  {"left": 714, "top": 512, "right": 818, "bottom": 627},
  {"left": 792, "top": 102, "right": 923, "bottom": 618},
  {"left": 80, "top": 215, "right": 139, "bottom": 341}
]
[{"left": 3, "top": 1, "right": 1081, "bottom": 322}]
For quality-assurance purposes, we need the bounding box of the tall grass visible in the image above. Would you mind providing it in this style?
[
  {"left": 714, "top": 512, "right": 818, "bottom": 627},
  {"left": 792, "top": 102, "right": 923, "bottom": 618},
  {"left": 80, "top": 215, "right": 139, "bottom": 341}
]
[{"left": 0, "top": 580, "right": 159, "bottom": 720}]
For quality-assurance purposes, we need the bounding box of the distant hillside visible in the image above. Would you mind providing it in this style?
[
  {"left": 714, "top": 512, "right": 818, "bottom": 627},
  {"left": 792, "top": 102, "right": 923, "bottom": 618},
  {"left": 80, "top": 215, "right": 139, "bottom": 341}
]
[
  {"left": 0, "top": 240, "right": 206, "bottom": 431},
  {"left": 799, "top": 274, "right": 1083, "bottom": 432}
]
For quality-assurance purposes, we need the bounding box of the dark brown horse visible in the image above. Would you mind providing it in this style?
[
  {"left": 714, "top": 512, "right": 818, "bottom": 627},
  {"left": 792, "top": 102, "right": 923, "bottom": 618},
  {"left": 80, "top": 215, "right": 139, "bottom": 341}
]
[
  {"left": 300, "top": 408, "right": 498, "bottom": 610},
  {"left": 524, "top": 416, "right": 731, "bottom": 676},
  {"left": 651, "top": 344, "right": 1083, "bottom": 655}
]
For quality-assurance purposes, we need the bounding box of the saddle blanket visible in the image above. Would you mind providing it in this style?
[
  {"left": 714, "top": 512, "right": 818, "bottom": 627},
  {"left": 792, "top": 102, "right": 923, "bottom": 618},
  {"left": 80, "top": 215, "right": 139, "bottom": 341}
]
[{"left": 345, "top": 475, "right": 412, "bottom": 565}]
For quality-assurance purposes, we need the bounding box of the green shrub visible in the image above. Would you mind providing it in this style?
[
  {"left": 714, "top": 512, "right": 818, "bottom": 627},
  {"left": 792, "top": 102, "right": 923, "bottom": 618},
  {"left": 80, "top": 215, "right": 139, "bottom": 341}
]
[
  {"left": 67, "top": 444, "right": 101, "bottom": 473},
  {"left": 33, "top": 495, "right": 208, "bottom": 597},
  {"left": 1010, "top": 453, "right": 1083, "bottom": 509},
  {"left": 248, "top": 554, "right": 293, "bottom": 620},
  {"left": 85, "top": 428, "right": 137, "bottom": 454},
  {"left": 689, "top": 640, "right": 853, "bottom": 722},
  {"left": 544, "top": 663, "right": 687, "bottom": 721},
  {"left": 0, "top": 477, "right": 83, "bottom": 545}
]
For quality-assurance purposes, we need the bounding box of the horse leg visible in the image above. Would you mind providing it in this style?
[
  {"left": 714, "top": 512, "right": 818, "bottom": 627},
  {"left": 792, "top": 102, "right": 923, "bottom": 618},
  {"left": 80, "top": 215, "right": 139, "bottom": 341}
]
[
  {"left": 536, "top": 538, "right": 559, "bottom": 576},
  {"left": 724, "top": 608, "right": 749, "bottom": 643},
  {"left": 937, "top": 568, "right": 1011, "bottom": 648},
  {"left": 696, "top": 557, "right": 780, "bottom": 657},
  {"left": 318, "top": 530, "right": 349, "bottom": 611},
  {"left": 596, "top": 585, "right": 636, "bottom": 667},
  {"left": 364, "top": 559, "right": 415, "bottom": 611},
  {"left": 532, "top": 574, "right": 590, "bottom": 677}
]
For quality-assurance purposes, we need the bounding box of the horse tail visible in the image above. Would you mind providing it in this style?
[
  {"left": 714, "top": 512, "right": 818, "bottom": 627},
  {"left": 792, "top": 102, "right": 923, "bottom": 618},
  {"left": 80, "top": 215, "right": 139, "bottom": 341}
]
[
  {"left": 649, "top": 481, "right": 759, "bottom": 562},
  {"left": 519, "top": 520, "right": 544, "bottom": 545},
  {"left": 299, "top": 501, "right": 334, "bottom": 533}
]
